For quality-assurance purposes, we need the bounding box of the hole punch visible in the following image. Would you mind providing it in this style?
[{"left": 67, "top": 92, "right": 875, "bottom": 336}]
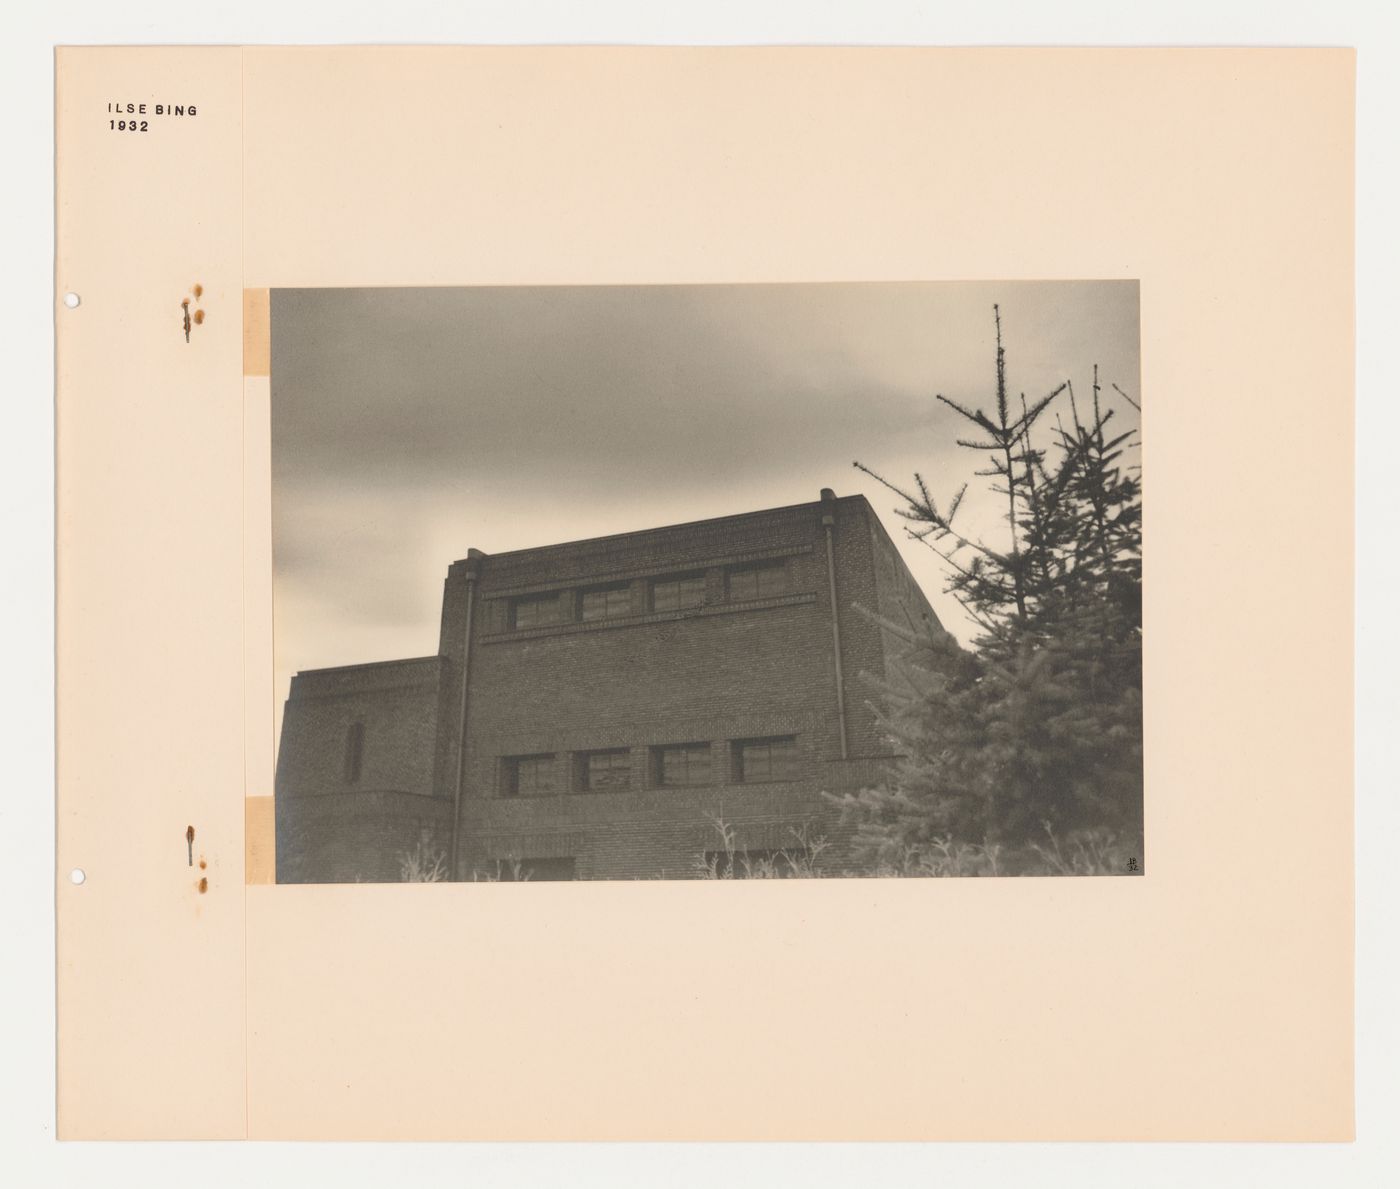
[
  {"left": 69, "top": 868, "right": 86, "bottom": 885},
  {"left": 63, "top": 292, "right": 81, "bottom": 309}
]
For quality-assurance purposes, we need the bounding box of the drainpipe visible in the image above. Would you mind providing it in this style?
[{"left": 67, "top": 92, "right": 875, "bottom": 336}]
[
  {"left": 449, "top": 549, "right": 486, "bottom": 878},
  {"left": 821, "top": 488, "right": 850, "bottom": 760}
]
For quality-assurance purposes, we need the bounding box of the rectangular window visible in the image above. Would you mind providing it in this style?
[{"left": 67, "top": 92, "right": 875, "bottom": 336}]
[
  {"left": 727, "top": 560, "right": 788, "bottom": 602},
  {"left": 502, "top": 753, "right": 556, "bottom": 797},
  {"left": 579, "top": 583, "right": 632, "bottom": 622},
  {"left": 652, "top": 742, "right": 712, "bottom": 788},
  {"left": 482, "top": 856, "right": 578, "bottom": 882},
  {"left": 511, "top": 593, "right": 562, "bottom": 630},
  {"left": 734, "top": 736, "right": 801, "bottom": 783},
  {"left": 575, "top": 748, "right": 632, "bottom": 793},
  {"left": 650, "top": 573, "right": 707, "bottom": 613}
]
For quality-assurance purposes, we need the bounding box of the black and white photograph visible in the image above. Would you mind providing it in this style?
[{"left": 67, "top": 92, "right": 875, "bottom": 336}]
[
  {"left": 270, "top": 281, "right": 1143, "bottom": 882},
  {"left": 32, "top": 17, "right": 1376, "bottom": 1175}
]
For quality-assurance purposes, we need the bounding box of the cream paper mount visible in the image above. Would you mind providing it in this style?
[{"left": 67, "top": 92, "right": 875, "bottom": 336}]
[{"left": 55, "top": 46, "right": 1354, "bottom": 1140}]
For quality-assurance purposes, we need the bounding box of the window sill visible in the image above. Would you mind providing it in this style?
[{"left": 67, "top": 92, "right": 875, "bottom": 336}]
[{"left": 732, "top": 778, "right": 804, "bottom": 786}]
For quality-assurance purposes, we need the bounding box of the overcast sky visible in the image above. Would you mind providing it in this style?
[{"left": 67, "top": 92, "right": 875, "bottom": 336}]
[{"left": 272, "top": 281, "right": 1139, "bottom": 731}]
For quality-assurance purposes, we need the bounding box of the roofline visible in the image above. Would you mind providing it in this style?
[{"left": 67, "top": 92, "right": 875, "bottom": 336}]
[
  {"left": 451, "top": 490, "right": 874, "bottom": 567},
  {"left": 293, "top": 655, "right": 444, "bottom": 678}
]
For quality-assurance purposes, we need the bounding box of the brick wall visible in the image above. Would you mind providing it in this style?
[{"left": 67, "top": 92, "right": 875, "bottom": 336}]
[
  {"left": 865, "top": 499, "right": 944, "bottom": 681},
  {"left": 275, "top": 656, "right": 448, "bottom": 883},
  {"left": 443, "top": 493, "right": 909, "bottom": 880},
  {"left": 275, "top": 492, "right": 928, "bottom": 882},
  {"left": 276, "top": 790, "right": 454, "bottom": 884},
  {"left": 276, "top": 656, "right": 445, "bottom": 797}
]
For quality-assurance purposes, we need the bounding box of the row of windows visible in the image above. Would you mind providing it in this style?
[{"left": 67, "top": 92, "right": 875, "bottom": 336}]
[
  {"left": 340, "top": 724, "right": 802, "bottom": 794},
  {"left": 500, "top": 736, "right": 802, "bottom": 797},
  {"left": 507, "top": 559, "right": 789, "bottom": 630}
]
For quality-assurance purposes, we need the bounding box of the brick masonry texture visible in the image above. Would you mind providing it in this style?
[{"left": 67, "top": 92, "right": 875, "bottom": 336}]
[{"left": 274, "top": 492, "right": 940, "bottom": 883}]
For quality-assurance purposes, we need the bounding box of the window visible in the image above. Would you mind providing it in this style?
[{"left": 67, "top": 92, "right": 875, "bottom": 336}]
[
  {"left": 481, "top": 856, "right": 578, "bottom": 882},
  {"left": 727, "top": 560, "right": 788, "bottom": 601},
  {"left": 502, "top": 753, "right": 556, "bottom": 797},
  {"left": 652, "top": 742, "right": 712, "bottom": 788},
  {"left": 733, "top": 736, "right": 801, "bottom": 783},
  {"left": 343, "top": 722, "right": 365, "bottom": 784},
  {"left": 575, "top": 748, "right": 632, "bottom": 793},
  {"left": 579, "top": 583, "right": 632, "bottom": 622},
  {"left": 511, "top": 593, "right": 561, "bottom": 630},
  {"left": 650, "top": 573, "right": 707, "bottom": 613}
]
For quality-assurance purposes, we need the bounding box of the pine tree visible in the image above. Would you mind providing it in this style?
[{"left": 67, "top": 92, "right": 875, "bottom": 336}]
[{"left": 837, "top": 307, "right": 1143, "bottom": 876}]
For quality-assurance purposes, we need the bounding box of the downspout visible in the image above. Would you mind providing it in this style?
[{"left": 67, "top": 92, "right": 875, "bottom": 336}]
[
  {"left": 821, "top": 489, "right": 850, "bottom": 760},
  {"left": 449, "top": 549, "right": 485, "bottom": 878}
]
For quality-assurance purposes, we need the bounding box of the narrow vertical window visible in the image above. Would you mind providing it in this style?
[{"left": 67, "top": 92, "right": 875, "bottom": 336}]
[{"left": 344, "top": 722, "right": 365, "bottom": 784}]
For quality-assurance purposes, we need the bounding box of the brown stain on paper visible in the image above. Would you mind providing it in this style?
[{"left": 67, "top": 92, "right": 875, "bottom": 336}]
[{"left": 179, "top": 282, "right": 206, "bottom": 342}]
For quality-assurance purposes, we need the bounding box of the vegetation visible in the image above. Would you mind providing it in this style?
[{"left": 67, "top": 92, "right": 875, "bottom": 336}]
[
  {"left": 693, "top": 814, "right": 829, "bottom": 879},
  {"left": 397, "top": 839, "right": 448, "bottom": 882},
  {"left": 470, "top": 858, "right": 531, "bottom": 882},
  {"left": 835, "top": 305, "right": 1143, "bottom": 877}
]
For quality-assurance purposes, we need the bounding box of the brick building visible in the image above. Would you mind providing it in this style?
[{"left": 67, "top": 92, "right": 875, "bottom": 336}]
[{"left": 274, "top": 488, "right": 940, "bottom": 882}]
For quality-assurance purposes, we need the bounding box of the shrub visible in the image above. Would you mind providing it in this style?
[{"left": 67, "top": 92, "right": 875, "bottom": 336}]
[{"left": 837, "top": 305, "right": 1143, "bottom": 876}]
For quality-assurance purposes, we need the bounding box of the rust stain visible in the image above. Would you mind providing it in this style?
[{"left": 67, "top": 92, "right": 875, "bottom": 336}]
[
  {"left": 186, "top": 825, "right": 195, "bottom": 866},
  {"left": 180, "top": 283, "right": 206, "bottom": 343},
  {"left": 198, "top": 877, "right": 208, "bottom": 894},
  {"left": 199, "top": 857, "right": 207, "bottom": 870}
]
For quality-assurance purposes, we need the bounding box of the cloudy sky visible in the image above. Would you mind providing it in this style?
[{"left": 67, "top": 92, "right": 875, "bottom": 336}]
[{"left": 272, "top": 281, "right": 1139, "bottom": 729}]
